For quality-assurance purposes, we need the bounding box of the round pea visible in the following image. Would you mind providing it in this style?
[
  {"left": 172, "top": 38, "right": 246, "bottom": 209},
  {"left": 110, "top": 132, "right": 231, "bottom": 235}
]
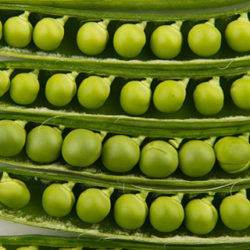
[
  {"left": 114, "top": 193, "right": 148, "bottom": 230},
  {"left": 150, "top": 25, "right": 182, "bottom": 59},
  {"left": 214, "top": 136, "right": 250, "bottom": 173},
  {"left": 139, "top": 140, "right": 178, "bottom": 178},
  {"left": 113, "top": 23, "right": 146, "bottom": 58},
  {"left": 179, "top": 140, "right": 215, "bottom": 177},
  {"left": 45, "top": 73, "right": 77, "bottom": 107},
  {"left": 10, "top": 72, "right": 40, "bottom": 105},
  {"left": 120, "top": 80, "right": 151, "bottom": 115},
  {"left": 62, "top": 129, "right": 102, "bottom": 167},
  {"left": 76, "top": 188, "right": 111, "bottom": 223},
  {"left": 188, "top": 22, "right": 221, "bottom": 57},
  {"left": 0, "top": 120, "right": 26, "bottom": 157},
  {"left": 150, "top": 196, "right": 184, "bottom": 232},
  {"left": 42, "top": 183, "right": 75, "bottom": 217},
  {"left": 77, "top": 76, "right": 110, "bottom": 109},
  {"left": 0, "top": 70, "right": 11, "bottom": 97},
  {"left": 77, "top": 22, "right": 109, "bottom": 55},
  {"left": 26, "top": 125, "right": 63, "bottom": 163},
  {"left": 230, "top": 76, "right": 250, "bottom": 110},
  {"left": 153, "top": 80, "right": 186, "bottom": 113},
  {"left": 102, "top": 135, "right": 140, "bottom": 173}
]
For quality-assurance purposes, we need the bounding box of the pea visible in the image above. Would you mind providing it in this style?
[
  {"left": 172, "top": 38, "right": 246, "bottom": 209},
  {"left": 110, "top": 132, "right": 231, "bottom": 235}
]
[
  {"left": 33, "top": 16, "right": 68, "bottom": 51},
  {"left": 149, "top": 194, "right": 184, "bottom": 232},
  {"left": 114, "top": 192, "right": 148, "bottom": 230},
  {"left": 139, "top": 140, "right": 178, "bottom": 178},
  {"left": 77, "top": 20, "right": 109, "bottom": 56},
  {"left": 120, "top": 78, "right": 152, "bottom": 115},
  {"left": 153, "top": 78, "right": 188, "bottom": 113},
  {"left": 16, "top": 247, "right": 38, "bottom": 250},
  {"left": 0, "top": 246, "right": 6, "bottom": 250},
  {"left": 150, "top": 22, "right": 183, "bottom": 59},
  {"left": 0, "top": 21, "right": 2, "bottom": 40},
  {"left": 4, "top": 11, "right": 32, "bottom": 48},
  {"left": 220, "top": 189, "right": 250, "bottom": 230},
  {"left": 62, "top": 129, "right": 103, "bottom": 167},
  {"left": 214, "top": 135, "right": 250, "bottom": 173},
  {"left": 0, "top": 120, "right": 26, "bottom": 157},
  {"left": 45, "top": 72, "right": 77, "bottom": 107},
  {"left": 26, "top": 125, "right": 63, "bottom": 163},
  {"left": 185, "top": 195, "right": 218, "bottom": 234},
  {"left": 0, "top": 172, "right": 30, "bottom": 209},
  {"left": 0, "top": 69, "right": 13, "bottom": 97},
  {"left": 193, "top": 77, "right": 224, "bottom": 115},
  {"left": 102, "top": 135, "right": 142, "bottom": 173},
  {"left": 10, "top": 70, "right": 40, "bottom": 105},
  {"left": 230, "top": 75, "right": 250, "bottom": 110},
  {"left": 179, "top": 138, "right": 216, "bottom": 177},
  {"left": 77, "top": 75, "right": 114, "bottom": 109},
  {"left": 42, "top": 182, "right": 75, "bottom": 217},
  {"left": 113, "top": 22, "right": 146, "bottom": 58},
  {"left": 76, "top": 187, "right": 113, "bottom": 224},
  {"left": 188, "top": 19, "right": 221, "bottom": 57},
  {"left": 225, "top": 13, "right": 250, "bottom": 53}
]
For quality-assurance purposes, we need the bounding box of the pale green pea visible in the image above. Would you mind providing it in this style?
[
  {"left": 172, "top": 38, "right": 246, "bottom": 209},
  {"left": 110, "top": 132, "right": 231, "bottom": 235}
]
[{"left": 0, "top": 69, "right": 13, "bottom": 97}]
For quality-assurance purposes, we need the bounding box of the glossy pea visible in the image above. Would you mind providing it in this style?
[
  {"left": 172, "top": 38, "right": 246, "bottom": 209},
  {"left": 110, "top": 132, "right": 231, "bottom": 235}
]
[
  {"left": 26, "top": 125, "right": 63, "bottom": 163},
  {"left": 0, "top": 69, "right": 13, "bottom": 97}
]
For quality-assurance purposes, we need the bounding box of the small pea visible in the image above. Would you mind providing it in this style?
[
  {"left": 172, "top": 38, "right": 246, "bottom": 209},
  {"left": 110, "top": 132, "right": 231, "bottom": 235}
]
[
  {"left": 77, "top": 75, "right": 114, "bottom": 109},
  {"left": 77, "top": 20, "right": 109, "bottom": 56},
  {"left": 0, "top": 69, "right": 13, "bottom": 97},
  {"left": 193, "top": 77, "right": 224, "bottom": 115},
  {"left": 150, "top": 22, "right": 183, "bottom": 59},
  {"left": 114, "top": 192, "right": 148, "bottom": 230},
  {"left": 150, "top": 194, "right": 184, "bottom": 232},
  {"left": 188, "top": 19, "right": 221, "bottom": 57},
  {"left": 45, "top": 72, "right": 77, "bottom": 107},
  {"left": 185, "top": 196, "right": 218, "bottom": 235},
  {"left": 4, "top": 11, "right": 32, "bottom": 48},
  {"left": 120, "top": 78, "right": 152, "bottom": 115},
  {"left": 33, "top": 16, "right": 68, "bottom": 51},
  {"left": 42, "top": 182, "right": 75, "bottom": 217},
  {"left": 0, "top": 172, "right": 30, "bottom": 209},
  {"left": 214, "top": 135, "right": 250, "bottom": 173},
  {"left": 62, "top": 129, "right": 103, "bottom": 167},
  {"left": 113, "top": 22, "right": 146, "bottom": 58},
  {"left": 139, "top": 140, "right": 178, "bottom": 178},
  {"left": 26, "top": 125, "right": 63, "bottom": 163},
  {"left": 10, "top": 70, "right": 40, "bottom": 105},
  {"left": 0, "top": 120, "right": 26, "bottom": 157},
  {"left": 76, "top": 187, "right": 113, "bottom": 224}
]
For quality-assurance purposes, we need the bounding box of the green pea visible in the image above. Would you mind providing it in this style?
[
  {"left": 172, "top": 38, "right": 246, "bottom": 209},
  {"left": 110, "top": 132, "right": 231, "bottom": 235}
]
[
  {"left": 0, "top": 172, "right": 30, "bottom": 209},
  {"left": 153, "top": 79, "right": 188, "bottom": 113},
  {"left": 150, "top": 194, "right": 184, "bottom": 233},
  {"left": 230, "top": 75, "right": 250, "bottom": 110},
  {"left": 0, "top": 69, "right": 13, "bottom": 97},
  {"left": 220, "top": 190, "right": 250, "bottom": 230},
  {"left": 10, "top": 70, "right": 40, "bottom": 105},
  {"left": 0, "top": 120, "right": 26, "bottom": 157},
  {"left": 139, "top": 140, "right": 178, "bottom": 178},
  {"left": 150, "top": 22, "right": 182, "bottom": 59},
  {"left": 102, "top": 135, "right": 141, "bottom": 173},
  {"left": 193, "top": 77, "right": 224, "bottom": 115},
  {"left": 185, "top": 196, "right": 218, "bottom": 235},
  {"left": 120, "top": 78, "right": 152, "bottom": 115},
  {"left": 26, "top": 125, "right": 63, "bottom": 163},
  {"left": 62, "top": 129, "right": 103, "bottom": 167},
  {"left": 0, "top": 246, "right": 6, "bottom": 250},
  {"left": 179, "top": 139, "right": 216, "bottom": 177},
  {"left": 33, "top": 16, "right": 68, "bottom": 51},
  {"left": 4, "top": 11, "right": 32, "bottom": 48},
  {"left": 76, "top": 187, "right": 113, "bottom": 224},
  {"left": 214, "top": 135, "right": 250, "bottom": 173},
  {"left": 16, "top": 247, "right": 38, "bottom": 250},
  {"left": 114, "top": 192, "right": 148, "bottom": 230},
  {"left": 0, "top": 21, "right": 2, "bottom": 40},
  {"left": 225, "top": 13, "right": 250, "bottom": 53},
  {"left": 113, "top": 22, "right": 146, "bottom": 58},
  {"left": 45, "top": 72, "right": 77, "bottom": 107},
  {"left": 188, "top": 19, "right": 221, "bottom": 57},
  {"left": 77, "top": 20, "right": 109, "bottom": 56},
  {"left": 42, "top": 182, "right": 75, "bottom": 217},
  {"left": 77, "top": 75, "right": 114, "bottom": 109}
]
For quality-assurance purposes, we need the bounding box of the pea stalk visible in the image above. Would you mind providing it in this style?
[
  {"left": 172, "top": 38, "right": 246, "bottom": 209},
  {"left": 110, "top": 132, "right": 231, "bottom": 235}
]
[
  {"left": 0, "top": 69, "right": 14, "bottom": 96},
  {"left": 204, "top": 136, "right": 217, "bottom": 146},
  {"left": 62, "top": 181, "right": 75, "bottom": 191},
  {"left": 103, "top": 75, "right": 116, "bottom": 86},
  {"left": 66, "top": 71, "right": 79, "bottom": 82},
  {"left": 238, "top": 132, "right": 249, "bottom": 142},
  {"left": 102, "top": 187, "right": 114, "bottom": 197},
  {"left": 171, "top": 20, "right": 183, "bottom": 31},
  {"left": 96, "top": 131, "right": 108, "bottom": 142},
  {"left": 234, "top": 189, "right": 248, "bottom": 199},
  {"left": 206, "top": 18, "right": 216, "bottom": 26},
  {"left": 57, "top": 15, "right": 69, "bottom": 26},
  {"left": 29, "top": 69, "right": 40, "bottom": 78},
  {"left": 0, "top": 171, "right": 11, "bottom": 182},
  {"left": 19, "top": 11, "right": 30, "bottom": 21},
  {"left": 132, "top": 135, "right": 146, "bottom": 146},
  {"left": 14, "top": 120, "right": 27, "bottom": 128},
  {"left": 136, "top": 190, "right": 149, "bottom": 201},
  {"left": 208, "top": 76, "right": 220, "bottom": 86},
  {"left": 202, "top": 193, "right": 215, "bottom": 205},
  {"left": 238, "top": 12, "right": 249, "bottom": 22},
  {"left": 136, "top": 21, "right": 147, "bottom": 31},
  {"left": 178, "top": 77, "right": 189, "bottom": 88},
  {"left": 168, "top": 137, "right": 183, "bottom": 148},
  {"left": 98, "top": 19, "right": 110, "bottom": 30},
  {"left": 171, "top": 193, "right": 184, "bottom": 203}
]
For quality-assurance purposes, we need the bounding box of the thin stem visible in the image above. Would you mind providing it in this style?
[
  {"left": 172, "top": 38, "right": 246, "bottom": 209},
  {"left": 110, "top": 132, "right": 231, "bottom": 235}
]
[
  {"left": 96, "top": 131, "right": 108, "bottom": 142},
  {"left": 171, "top": 193, "right": 184, "bottom": 203},
  {"left": 204, "top": 136, "right": 217, "bottom": 146},
  {"left": 168, "top": 137, "right": 183, "bottom": 149},
  {"left": 103, "top": 75, "right": 115, "bottom": 86},
  {"left": 202, "top": 194, "right": 215, "bottom": 204},
  {"left": 4, "top": 68, "right": 14, "bottom": 77},
  {"left": 136, "top": 21, "right": 147, "bottom": 30},
  {"left": 171, "top": 20, "right": 183, "bottom": 30},
  {"left": 98, "top": 19, "right": 110, "bottom": 29},
  {"left": 206, "top": 18, "right": 215, "bottom": 26},
  {"left": 141, "top": 77, "right": 153, "bottom": 88},
  {"left": 243, "top": 73, "right": 250, "bottom": 80},
  {"left": 238, "top": 133, "right": 249, "bottom": 142},
  {"left": 58, "top": 124, "right": 66, "bottom": 132},
  {"left": 235, "top": 189, "right": 247, "bottom": 198},
  {"left": 178, "top": 78, "right": 189, "bottom": 88},
  {"left": 209, "top": 76, "right": 220, "bottom": 86},
  {"left": 132, "top": 135, "right": 146, "bottom": 146},
  {"left": 67, "top": 71, "right": 79, "bottom": 81},
  {"left": 102, "top": 187, "right": 114, "bottom": 197},
  {"left": 53, "top": 126, "right": 63, "bottom": 135},
  {"left": 15, "top": 120, "right": 27, "bottom": 128},
  {"left": 63, "top": 181, "right": 75, "bottom": 191},
  {"left": 136, "top": 190, "right": 149, "bottom": 201},
  {"left": 30, "top": 69, "right": 39, "bottom": 78},
  {"left": 20, "top": 11, "right": 30, "bottom": 20},
  {"left": 239, "top": 13, "right": 249, "bottom": 21},
  {"left": 57, "top": 15, "right": 69, "bottom": 26},
  {"left": 1, "top": 172, "right": 11, "bottom": 182}
]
